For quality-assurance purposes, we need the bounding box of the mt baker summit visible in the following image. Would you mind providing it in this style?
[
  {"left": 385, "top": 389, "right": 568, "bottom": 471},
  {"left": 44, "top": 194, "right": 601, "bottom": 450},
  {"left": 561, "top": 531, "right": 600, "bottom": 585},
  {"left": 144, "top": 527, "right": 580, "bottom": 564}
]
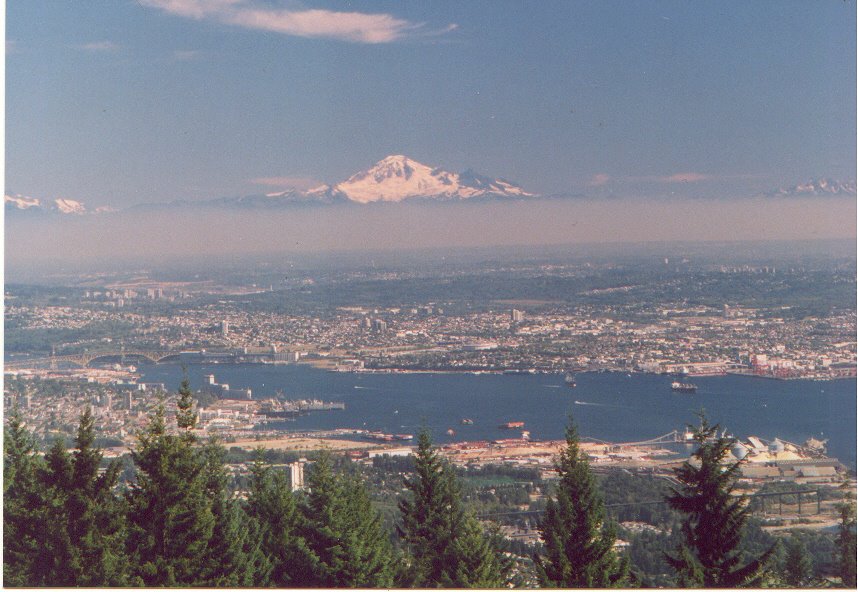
[
  {"left": 323, "top": 155, "right": 534, "bottom": 203},
  {"left": 261, "top": 155, "right": 534, "bottom": 205}
]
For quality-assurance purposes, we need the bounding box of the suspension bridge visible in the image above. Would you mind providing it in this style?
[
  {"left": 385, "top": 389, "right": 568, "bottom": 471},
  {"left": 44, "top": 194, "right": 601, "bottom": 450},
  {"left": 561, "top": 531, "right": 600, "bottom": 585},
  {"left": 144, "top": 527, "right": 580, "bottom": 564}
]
[{"left": 580, "top": 429, "right": 691, "bottom": 447}]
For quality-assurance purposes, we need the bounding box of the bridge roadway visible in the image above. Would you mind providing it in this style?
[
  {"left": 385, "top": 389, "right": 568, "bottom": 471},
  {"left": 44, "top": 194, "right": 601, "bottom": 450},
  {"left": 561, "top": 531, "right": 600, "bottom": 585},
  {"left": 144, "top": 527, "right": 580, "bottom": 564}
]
[
  {"left": 581, "top": 430, "right": 687, "bottom": 446},
  {"left": 5, "top": 350, "right": 184, "bottom": 369}
]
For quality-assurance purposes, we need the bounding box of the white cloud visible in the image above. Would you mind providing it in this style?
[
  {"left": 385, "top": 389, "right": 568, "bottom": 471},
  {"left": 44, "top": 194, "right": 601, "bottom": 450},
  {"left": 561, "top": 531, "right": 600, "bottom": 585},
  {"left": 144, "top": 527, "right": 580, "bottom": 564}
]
[
  {"left": 140, "top": 0, "right": 455, "bottom": 43},
  {"left": 587, "top": 173, "right": 611, "bottom": 187},
  {"left": 660, "top": 172, "right": 711, "bottom": 183},
  {"left": 80, "top": 41, "right": 120, "bottom": 51},
  {"left": 140, "top": 0, "right": 241, "bottom": 19}
]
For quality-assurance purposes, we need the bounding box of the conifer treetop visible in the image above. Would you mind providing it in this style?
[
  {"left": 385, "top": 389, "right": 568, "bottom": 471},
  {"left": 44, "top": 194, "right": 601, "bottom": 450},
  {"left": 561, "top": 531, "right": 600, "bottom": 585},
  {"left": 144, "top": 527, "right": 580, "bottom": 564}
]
[
  {"left": 665, "top": 414, "right": 774, "bottom": 588},
  {"left": 535, "top": 416, "right": 627, "bottom": 588}
]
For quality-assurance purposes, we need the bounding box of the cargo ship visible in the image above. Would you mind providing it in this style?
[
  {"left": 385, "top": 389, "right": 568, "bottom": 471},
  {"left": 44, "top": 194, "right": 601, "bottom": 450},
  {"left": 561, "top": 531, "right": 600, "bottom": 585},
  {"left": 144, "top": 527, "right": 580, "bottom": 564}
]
[
  {"left": 293, "top": 399, "right": 346, "bottom": 411},
  {"left": 257, "top": 399, "right": 302, "bottom": 419},
  {"left": 499, "top": 421, "right": 525, "bottom": 429},
  {"left": 671, "top": 381, "right": 698, "bottom": 393},
  {"left": 259, "top": 397, "right": 345, "bottom": 416},
  {"left": 364, "top": 432, "right": 414, "bottom": 442},
  {"left": 365, "top": 432, "right": 395, "bottom": 442}
]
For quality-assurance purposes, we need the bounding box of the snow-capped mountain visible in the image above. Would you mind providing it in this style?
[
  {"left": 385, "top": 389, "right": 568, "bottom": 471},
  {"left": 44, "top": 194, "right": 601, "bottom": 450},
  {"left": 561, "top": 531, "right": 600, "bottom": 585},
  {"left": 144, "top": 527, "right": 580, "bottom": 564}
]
[
  {"left": 765, "top": 179, "right": 856, "bottom": 197},
  {"left": 54, "top": 198, "right": 87, "bottom": 214},
  {"left": 8, "top": 156, "right": 534, "bottom": 216},
  {"left": 5, "top": 194, "right": 42, "bottom": 210},
  {"left": 327, "top": 155, "right": 533, "bottom": 203},
  {"left": 5, "top": 194, "right": 88, "bottom": 215},
  {"left": 152, "top": 155, "right": 535, "bottom": 210}
]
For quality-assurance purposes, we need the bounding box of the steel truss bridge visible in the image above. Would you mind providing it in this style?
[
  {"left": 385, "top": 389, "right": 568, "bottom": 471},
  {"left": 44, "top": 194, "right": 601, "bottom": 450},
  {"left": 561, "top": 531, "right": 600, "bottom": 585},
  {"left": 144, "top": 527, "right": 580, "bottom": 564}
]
[{"left": 5, "top": 350, "right": 182, "bottom": 370}]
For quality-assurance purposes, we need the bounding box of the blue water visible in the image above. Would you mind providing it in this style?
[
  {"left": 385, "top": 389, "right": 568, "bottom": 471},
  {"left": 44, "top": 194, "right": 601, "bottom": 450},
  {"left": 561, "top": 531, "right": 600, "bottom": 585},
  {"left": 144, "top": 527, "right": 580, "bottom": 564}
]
[{"left": 138, "top": 364, "right": 857, "bottom": 468}]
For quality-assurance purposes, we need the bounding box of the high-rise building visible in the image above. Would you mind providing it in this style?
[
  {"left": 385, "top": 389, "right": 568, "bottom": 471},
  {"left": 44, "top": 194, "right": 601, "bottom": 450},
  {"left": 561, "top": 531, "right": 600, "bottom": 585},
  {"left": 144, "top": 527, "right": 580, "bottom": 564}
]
[
  {"left": 511, "top": 309, "right": 524, "bottom": 322},
  {"left": 289, "top": 460, "right": 305, "bottom": 491},
  {"left": 221, "top": 320, "right": 229, "bottom": 337}
]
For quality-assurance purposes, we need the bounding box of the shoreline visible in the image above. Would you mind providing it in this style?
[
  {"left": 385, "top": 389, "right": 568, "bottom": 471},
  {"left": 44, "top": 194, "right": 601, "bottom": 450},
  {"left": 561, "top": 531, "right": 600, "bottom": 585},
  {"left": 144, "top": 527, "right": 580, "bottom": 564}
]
[
  {"left": 6, "top": 359, "right": 854, "bottom": 384},
  {"left": 326, "top": 366, "right": 856, "bottom": 382},
  {"left": 7, "top": 347, "right": 854, "bottom": 383}
]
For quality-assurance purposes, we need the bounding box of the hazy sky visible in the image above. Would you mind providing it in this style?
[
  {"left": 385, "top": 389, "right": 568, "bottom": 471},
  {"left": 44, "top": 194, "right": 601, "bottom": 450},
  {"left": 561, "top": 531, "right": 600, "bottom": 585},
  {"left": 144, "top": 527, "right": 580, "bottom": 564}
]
[
  {"left": 6, "top": 0, "right": 856, "bottom": 208},
  {"left": 5, "top": 197, "right": 856, "bottom": 276}
]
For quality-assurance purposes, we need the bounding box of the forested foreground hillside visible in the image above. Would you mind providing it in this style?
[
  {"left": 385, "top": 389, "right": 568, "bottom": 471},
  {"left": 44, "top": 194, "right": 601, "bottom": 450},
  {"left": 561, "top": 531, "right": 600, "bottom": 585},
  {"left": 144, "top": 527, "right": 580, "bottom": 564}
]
[{"left": 4, "top": 381, "right": 855, "bottom": 588}]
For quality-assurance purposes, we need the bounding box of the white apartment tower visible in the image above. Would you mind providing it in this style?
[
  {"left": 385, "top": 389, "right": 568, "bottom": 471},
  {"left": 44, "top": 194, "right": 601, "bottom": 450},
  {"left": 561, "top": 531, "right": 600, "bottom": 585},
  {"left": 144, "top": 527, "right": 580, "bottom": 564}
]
[{"left": 289, "top": 460, "right": 305, "bottom": 492}]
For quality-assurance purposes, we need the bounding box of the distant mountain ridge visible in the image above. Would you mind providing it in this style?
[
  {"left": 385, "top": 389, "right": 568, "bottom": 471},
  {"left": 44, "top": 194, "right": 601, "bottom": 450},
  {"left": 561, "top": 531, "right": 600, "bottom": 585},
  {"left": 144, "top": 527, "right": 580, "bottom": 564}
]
[
  {"left": 6, "top": 155, "right": 534, "bottom": 216},
  {"left": 8, "top": 169, "right": 856, "bottom": 217},
  {"left": 764, "top": 178, "right": 856, "bottom": 197},
  {"left": 5, "top": 193, "right": 94, "bottom": 215}
]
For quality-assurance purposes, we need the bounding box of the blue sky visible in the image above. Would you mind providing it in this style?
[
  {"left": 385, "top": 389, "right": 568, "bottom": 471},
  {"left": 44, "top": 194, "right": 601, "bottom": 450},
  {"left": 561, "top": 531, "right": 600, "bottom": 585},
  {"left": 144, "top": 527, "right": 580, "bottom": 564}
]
[{"left": 6, "top": 0, "right": 856, "bottom": 208}]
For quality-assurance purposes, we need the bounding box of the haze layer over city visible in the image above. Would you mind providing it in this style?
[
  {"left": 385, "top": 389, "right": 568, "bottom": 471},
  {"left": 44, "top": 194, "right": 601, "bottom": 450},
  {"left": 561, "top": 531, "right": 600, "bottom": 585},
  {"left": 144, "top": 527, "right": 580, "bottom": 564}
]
[{"left": 4, "top": 1, "right": 856, "bottom": 589}]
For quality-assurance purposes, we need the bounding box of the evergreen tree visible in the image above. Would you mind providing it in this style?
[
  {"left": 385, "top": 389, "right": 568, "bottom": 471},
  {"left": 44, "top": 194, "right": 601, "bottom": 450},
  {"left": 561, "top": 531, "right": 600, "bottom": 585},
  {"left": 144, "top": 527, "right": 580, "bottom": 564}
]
[
  {"left": 35, "top": 438, "right": 78, "bottom": 585},
  {"left": 3, "top": 409, "right": 51, "bottom": 586},
  {"left": 534, "top": 419, "right": 628, "bottom": 588},
  {"left": 3, "top": 408, "right": 40, "bottom": 495},
  {"left": 398, "top": 429, "right": 510, "bottom": 588},
  {"left": 450, "top": 513, "right": 514, "bottom": 588},
  {"left": 665, "top": 415, "right": 774, "bottom": 588},
  {"left": 781, "top": 536, "right": 814, "bottom": 588},
  {"left": 398, "top": 430, "right": 452, "bottom": 586},
  {"left": 4, "top": 408, "right": 129, "bottom": 587},
  {"left": 245, "top": 451, "right": 307, "bottom": 586},
  {"left": 835, "top": 479, "right": 857, "bottom": 588},
  {"left": 125, "top": 401, "right": 216, "bottom": 586},
  {"left": 175, "top": 374, "right": 197, "bottom": 433},
  {"left": 49, "top": 408, "right": 129, "bottom": 586},
  {"left": 298, "top": 450, "right": 395, "bottom": 587},
  {"left": 198, "top": 440, "right": 271, "bottom": 587}
]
